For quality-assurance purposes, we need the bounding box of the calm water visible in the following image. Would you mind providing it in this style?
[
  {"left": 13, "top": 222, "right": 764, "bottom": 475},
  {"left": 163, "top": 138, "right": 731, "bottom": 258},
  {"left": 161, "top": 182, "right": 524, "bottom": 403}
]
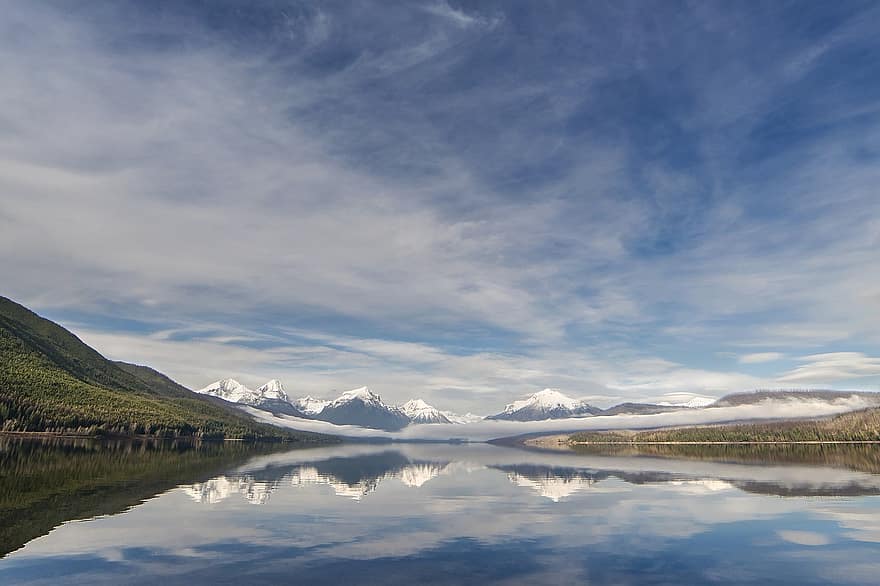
[{"left": 2, "top": 439, "right": 880, "bottom": 585}]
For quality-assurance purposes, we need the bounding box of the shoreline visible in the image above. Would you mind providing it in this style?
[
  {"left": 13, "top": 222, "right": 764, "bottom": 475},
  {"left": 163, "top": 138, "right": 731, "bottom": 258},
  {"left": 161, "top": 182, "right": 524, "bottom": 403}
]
[
  {"left": 570, "top": 440, "right": 880, "bottom": 445},
  {"left": 524, "top": 434, "right": 880, "bottom": 450},
  {"left": 0, "top": 431, "right": 305, "bottom": 443}
]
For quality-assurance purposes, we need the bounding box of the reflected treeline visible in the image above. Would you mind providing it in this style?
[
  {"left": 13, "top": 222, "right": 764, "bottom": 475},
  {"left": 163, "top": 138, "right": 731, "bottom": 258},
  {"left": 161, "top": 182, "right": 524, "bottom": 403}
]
[
  {"left": 0, "top": 437, "right": 290, "bottom": 557},
  {"left": 570, "top": 442, "right": 880, "bottom": 475}
]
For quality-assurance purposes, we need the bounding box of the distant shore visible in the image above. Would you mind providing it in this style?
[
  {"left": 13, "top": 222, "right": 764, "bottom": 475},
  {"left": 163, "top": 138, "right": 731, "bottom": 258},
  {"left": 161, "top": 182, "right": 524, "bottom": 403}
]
[{"left": 524, "top": 433, "right": 880, "bottom": 450}]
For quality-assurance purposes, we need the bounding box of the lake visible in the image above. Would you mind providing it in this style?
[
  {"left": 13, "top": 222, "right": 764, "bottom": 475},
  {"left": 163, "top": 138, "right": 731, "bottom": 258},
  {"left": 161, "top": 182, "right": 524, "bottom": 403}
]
[{"left": 2, "top": 438, "right": 880, "bottom": 585}]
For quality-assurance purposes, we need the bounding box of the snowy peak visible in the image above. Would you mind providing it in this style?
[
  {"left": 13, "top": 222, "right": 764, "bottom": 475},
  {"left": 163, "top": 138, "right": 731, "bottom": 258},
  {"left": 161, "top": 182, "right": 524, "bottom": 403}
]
[
  {"left": 505, "top": 389, "right": 582, "bottom": 413},
  {"left": 315, "top": 386, "right": 411, "bottom": 431},
  {"left": 402, "top": 398, "right": 433, "bottom": 412},
  {"left": 197, "top": 378, "right": 301, "bottom": 415},
  {"left": 257, "top": 379, "right": 289, "bottom": 402},
  {"left": 197, "top": 378, "right": 261, "bottom": 405},
  {"left": 332, "top": 386, "right": 383, "bottom": 406},
  {"left": 488, "top": 389, "right": 601, "bottom": 421},
  {"left": 401, "top": 399, "right": 452, "bottom": 424}
]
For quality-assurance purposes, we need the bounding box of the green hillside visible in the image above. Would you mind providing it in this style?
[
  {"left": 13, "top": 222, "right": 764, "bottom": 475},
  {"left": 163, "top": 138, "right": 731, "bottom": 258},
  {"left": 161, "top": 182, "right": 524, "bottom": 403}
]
[
  {"left": 0, "top": 296, "right": 335, "bottom": 442},
  {"left": 569, "top": 407, "right": 880, "bottom": 444}
]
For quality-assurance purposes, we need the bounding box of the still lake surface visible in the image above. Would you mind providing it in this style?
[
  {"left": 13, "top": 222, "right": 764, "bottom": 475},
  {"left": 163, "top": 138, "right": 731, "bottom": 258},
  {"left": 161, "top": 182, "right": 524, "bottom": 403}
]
[{"left": 2, "top": 439, "right": 880, "bottom": 585}]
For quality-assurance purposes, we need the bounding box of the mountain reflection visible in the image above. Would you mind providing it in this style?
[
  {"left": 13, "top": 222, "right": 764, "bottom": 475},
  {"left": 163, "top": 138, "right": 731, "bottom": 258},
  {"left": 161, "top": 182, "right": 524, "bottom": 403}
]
[
  {"left": 179, "top": 443, "right": 880, "bottom": 506},
  {"left": 183, "top": 451, "right": 453, "bottom": 503}
]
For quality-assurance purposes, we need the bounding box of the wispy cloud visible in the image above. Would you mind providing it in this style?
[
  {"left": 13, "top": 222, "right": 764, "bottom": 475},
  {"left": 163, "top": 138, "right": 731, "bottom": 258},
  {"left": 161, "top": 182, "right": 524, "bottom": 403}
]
[
  {"left": 739, "top": 352, "right": 785, "bottom": 364},
  {"left": 2, "top": 1, "right": 879, "bottom": 410},
  {"left": 778, "top": 353, "right": 880, "bottom": 384}
]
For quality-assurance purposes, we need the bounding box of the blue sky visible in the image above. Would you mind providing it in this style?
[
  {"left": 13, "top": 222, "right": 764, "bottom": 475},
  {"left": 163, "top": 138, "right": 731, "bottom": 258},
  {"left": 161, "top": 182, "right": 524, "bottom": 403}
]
[{"left": 2, "top": 1, "right": 879, "bottom": 412}]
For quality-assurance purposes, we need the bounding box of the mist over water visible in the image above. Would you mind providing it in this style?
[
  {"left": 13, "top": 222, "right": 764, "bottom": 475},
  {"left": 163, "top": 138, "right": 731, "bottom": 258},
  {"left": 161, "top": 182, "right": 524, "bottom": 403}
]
[{"left": 2, "top": 439, "right": 880, "bottom": 585}]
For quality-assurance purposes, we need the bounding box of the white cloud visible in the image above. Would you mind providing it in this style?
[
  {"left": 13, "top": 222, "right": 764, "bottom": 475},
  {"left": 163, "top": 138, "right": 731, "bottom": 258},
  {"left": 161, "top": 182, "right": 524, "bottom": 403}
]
[
  {"left": 777, "top": 530, "right": 831, "bottom": 547},
  {"left": 739, "top": 352, "right": 785, "bottom": 364},
  {"left": 423, "top": 2, "right": 500, "bottom": 30},
  {"left": 778, "top": 353, "right": 880, "bottom": 384},
  {"left": 2, "top": 1, "right": 879, "bottom": 412}
]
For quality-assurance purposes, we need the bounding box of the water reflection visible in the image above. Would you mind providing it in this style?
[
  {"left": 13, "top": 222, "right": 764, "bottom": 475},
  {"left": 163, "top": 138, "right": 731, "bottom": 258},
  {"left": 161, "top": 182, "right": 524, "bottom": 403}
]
[
  {"left": 177, "top": 443, "right": 880, "bottom": 507},
  {"left": 184, "top": 453, "right": 453, "bottom": 503},
  {"left": 0, "top": 437, "right": 287, "bottom": 556},
  {"left": 2, "top": 440, "right": 880, "bottom": 585}
]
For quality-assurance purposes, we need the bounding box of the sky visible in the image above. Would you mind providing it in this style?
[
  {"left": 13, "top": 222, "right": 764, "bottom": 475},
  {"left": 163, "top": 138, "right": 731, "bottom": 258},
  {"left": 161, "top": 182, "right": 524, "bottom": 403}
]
[{"left": 1, "top": 0, "right": 880, "bottom": 413}]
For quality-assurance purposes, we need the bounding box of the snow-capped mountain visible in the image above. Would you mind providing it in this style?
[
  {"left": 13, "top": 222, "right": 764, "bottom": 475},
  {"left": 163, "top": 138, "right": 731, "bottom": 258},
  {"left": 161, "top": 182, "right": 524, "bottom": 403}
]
[
  {"left": 312, "top": 386, "right": 411, "bottom": 431},
  {"left": 294, "top": 395, "right": 329, "bottom": 415},
  {"left": 197, "top": 378, "right": 476, "bottom": 429},
  {"left": 401, "top": 399, "right": 453, "bottom": 424},
  {"left": 257, "top": 379, "right": 289, "bottom": 402},
  {"left": 252, "top": 379, "right": 305, "bottom": 415},
  {"left": 487, "top": 389, "right": 602, "bottom": 421},
  {"left": 197, "top": 378, "right": 304, "bottom": 416},
  {"left": 198, "top": 379, "right": 263, "bottom": 405}
]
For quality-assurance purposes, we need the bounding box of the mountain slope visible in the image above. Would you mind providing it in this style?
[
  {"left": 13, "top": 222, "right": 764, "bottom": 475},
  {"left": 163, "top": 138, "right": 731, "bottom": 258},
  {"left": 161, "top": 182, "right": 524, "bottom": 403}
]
[
  {"left": 313, "top": 387, "right": 411, "bottom": 431},
  {"left": 487, "top": 389, "right": 602, "bottom": 421},
  {"left": 600, "top": 402, "right": 685, "bottom": 416},
  {"left": 0, "top": 296, "right": 334, "bottom": 441},
  {"left": 401, "top": 399, "right": 453, "bottom": 424}
]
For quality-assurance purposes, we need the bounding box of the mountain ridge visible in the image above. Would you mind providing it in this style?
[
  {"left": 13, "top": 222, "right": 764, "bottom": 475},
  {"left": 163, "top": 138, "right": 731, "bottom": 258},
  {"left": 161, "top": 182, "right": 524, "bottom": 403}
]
[{"left": 0, "top": 296, "right": 334, "bottom": 442}]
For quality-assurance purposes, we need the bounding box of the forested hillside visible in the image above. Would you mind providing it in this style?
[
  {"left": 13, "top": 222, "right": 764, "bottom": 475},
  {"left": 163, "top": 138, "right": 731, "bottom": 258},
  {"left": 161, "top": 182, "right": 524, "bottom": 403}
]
[{"left": 0, "top": 297, "right": 335, "bottom": 442}]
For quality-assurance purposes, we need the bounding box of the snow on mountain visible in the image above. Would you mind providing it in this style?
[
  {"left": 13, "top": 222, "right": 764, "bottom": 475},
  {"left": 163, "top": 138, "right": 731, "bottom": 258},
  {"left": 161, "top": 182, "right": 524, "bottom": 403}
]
[
  {"left": 197, "top": 378, "right": 305, "bottom": 416},
  {"left": 401, "top": 399, "right": 453, "bottom": 424},
  {"left": 291, "top": 391, "right": 476, "bottom": 427},
  {"left": 294, "top": 396, "right": 330, "bottom": 415},
  {"left": 328, "top": 386, "right": 386, "bottom": 407},
  {"left": 257, "top": 379, "right": 289, "bottom": 402},
  {"left": 487, "top": 389, "right": 602, "bottom": 421},
  {"left": 197, "top": 378, "right": 263, "bottom": 405}
]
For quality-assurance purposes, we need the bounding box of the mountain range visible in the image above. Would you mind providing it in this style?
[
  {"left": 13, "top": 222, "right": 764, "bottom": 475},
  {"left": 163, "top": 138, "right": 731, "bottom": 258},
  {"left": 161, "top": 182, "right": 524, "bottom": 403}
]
[
  {"left": 197, "top": 377, "right": 880, "bottom": 433},
  {"left": 195, "top": 381, "right": 715, "bottom": 430}
]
